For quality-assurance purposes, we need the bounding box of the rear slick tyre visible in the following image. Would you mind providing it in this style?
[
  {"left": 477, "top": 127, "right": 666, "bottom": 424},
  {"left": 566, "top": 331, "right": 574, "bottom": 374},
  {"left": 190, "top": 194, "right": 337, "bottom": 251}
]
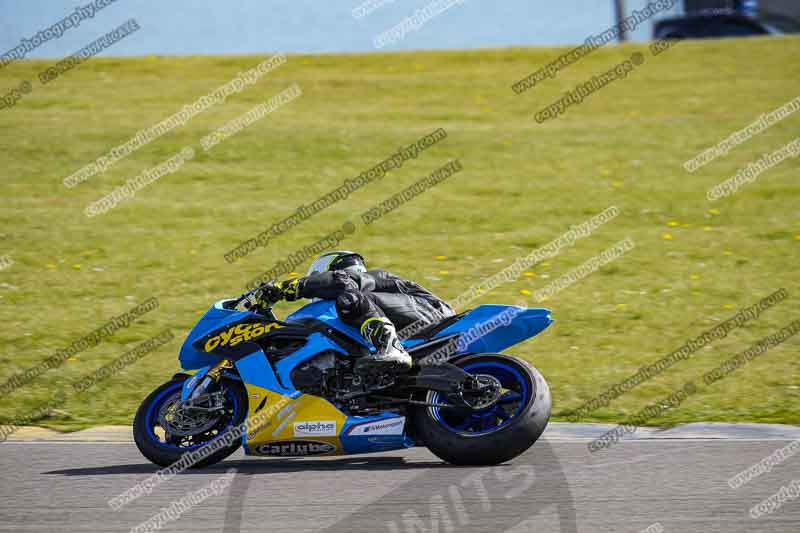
[{"left": 415, "top": 354, "right": 551, "bottom": 466}]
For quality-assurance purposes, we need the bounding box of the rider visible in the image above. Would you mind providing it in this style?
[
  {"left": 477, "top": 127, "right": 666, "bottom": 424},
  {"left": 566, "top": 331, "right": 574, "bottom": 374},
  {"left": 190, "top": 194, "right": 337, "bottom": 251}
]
[{"left": 256, "top": 251, "right": 455, "bottom": 371}]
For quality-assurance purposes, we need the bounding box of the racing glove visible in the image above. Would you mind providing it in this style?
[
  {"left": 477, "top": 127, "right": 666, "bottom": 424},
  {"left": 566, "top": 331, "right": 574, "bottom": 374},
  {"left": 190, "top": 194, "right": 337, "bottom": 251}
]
[
  {"left": 279, "top": 278, "right": 302, "bottom": 301},
  {"left": 254, "top": 278, "right": 303, "bottom": 306},
  {"left": 254, "top": 282, "right": 284, "bottom": 307}
]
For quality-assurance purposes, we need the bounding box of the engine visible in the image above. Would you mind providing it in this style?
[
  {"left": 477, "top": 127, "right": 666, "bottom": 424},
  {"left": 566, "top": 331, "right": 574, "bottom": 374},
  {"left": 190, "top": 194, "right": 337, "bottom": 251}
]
[{"left": 289, "top": 351, "right": 338, "bottom": 397}]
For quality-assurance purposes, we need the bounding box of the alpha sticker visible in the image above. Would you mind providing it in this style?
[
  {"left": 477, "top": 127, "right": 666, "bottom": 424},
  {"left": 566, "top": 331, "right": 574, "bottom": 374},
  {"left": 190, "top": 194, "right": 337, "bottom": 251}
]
[
  {"left": 347, "top": 417, "right": 405, "bottom": 436},
  {"left": 204, "top": 321, "right": 283, "bottom": 352},
  {"left": 255, "top": 440, "right": 337, "bottom": 456},
  {"left": 293, "top": 420, "right": 337, "bottom": 437}
]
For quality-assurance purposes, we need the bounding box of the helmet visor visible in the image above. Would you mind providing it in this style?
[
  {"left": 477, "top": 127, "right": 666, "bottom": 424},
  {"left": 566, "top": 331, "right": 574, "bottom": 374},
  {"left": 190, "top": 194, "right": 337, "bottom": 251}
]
[{"left": 306, "top": 254, "right": 338, "bottom": 276}]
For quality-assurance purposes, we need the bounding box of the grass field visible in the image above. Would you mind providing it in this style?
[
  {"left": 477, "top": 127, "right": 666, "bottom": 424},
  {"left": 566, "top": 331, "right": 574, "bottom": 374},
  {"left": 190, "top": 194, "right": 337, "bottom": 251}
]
[{"left": 0, "top": 36, "right": 798, "bottom": 431}]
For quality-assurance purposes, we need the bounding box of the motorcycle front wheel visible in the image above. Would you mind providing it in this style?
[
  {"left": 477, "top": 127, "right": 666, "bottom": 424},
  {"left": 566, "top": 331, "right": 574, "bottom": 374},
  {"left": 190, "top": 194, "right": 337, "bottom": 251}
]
[{"left": 133, "top": 377, "right": 248, "bottom": 468}]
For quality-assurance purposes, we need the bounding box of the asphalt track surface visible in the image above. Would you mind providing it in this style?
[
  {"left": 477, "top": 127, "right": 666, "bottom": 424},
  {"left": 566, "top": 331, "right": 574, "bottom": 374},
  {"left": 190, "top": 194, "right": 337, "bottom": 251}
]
[{"left": 3, "top": 429, "right": 800, "bottom": 533}]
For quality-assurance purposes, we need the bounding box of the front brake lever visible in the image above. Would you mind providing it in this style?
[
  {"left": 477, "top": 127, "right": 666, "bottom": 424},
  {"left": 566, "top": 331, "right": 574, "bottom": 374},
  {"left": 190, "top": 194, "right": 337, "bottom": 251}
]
[
  {"left": 234, "top": 293, "right": 258, "bottom": 312},
  {"left": 234, "top": 279, "right": 278, "bottom": 312}
]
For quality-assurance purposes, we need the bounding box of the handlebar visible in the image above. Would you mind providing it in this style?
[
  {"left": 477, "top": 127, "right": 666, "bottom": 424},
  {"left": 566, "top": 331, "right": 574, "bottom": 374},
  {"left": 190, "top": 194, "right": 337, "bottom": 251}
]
[
  {"left": 227, "top": 280, "right": 294, "bottom": 323},
  {"left": 233, "top": 280, "right": 278, "bottom": 312}
]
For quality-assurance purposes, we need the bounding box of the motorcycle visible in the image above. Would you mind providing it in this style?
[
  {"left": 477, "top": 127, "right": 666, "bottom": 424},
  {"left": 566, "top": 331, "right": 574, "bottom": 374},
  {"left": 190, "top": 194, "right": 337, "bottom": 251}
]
[{"left": 133, "top": 284, "right": 553, "bottom": 467}]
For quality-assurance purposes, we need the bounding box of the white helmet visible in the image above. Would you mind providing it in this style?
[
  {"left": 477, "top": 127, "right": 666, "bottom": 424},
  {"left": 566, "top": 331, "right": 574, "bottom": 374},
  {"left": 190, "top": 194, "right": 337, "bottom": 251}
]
[{"left": 306, "top": 251, "right": 367, "bottom": 276}]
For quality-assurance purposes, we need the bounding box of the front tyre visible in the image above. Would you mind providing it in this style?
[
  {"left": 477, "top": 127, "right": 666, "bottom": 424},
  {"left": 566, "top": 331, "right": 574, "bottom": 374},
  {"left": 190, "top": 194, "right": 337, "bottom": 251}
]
[
  {"left": 133, "top": 377, "right": 248, "bottom": 468},
  {"left": 415, "top": 354, "right": 551, "bottom": 465}
]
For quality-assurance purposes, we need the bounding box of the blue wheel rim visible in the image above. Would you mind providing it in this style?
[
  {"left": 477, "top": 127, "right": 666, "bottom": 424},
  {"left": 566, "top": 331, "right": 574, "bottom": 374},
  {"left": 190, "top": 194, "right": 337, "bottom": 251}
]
[
  {"left": 144, "top": 380, "right": 240, "bottom": 450},
  {"left": 429, "top": 360, "right": 530, "bottom": 436}
]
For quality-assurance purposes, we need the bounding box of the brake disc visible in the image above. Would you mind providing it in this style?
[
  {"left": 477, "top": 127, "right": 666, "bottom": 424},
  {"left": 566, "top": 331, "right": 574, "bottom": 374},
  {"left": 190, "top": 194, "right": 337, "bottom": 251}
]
[
  {"left": 462, "top": 374, "right": 503, "bottom": 410},
  {"left": 157, "top": 391, "right": 221, "bottom": 437}
]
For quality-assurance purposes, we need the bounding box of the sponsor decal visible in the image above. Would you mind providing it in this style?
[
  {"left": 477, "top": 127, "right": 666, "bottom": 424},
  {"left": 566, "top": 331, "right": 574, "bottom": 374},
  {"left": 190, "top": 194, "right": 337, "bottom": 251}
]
[
  {"left": 294, "top": 420, "right": 337, "bottom": 437},
  {"left": 203, "top": 321, "right": 283, "bottom": 352},
  {"left": 347, "top": 417, "right": 406, "bottom": 436},
  {"left": 185, "top": 374, "right": 199, "bottom": 391},
  {"left": 255, "top": 440, "right": 337, "bottom": 456},
  {"left": 367, "top": 436, "right": 404, "bottom": 445}
]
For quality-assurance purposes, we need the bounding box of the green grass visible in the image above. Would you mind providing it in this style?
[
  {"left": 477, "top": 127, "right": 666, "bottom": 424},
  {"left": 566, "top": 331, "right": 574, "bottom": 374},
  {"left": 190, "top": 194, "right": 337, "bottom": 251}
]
[{"left": 0, "top": 37, "right": 798, "bottom": 431}]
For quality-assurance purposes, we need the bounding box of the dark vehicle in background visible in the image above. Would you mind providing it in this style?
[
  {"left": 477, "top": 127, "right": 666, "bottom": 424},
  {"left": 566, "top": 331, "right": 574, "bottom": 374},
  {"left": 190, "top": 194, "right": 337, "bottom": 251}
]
[
  {"left": 653, "top": 0, "right": 800, "bottom": 39},
  {"left": 654, "top": 11, "right": 775, "bottom": 39}
]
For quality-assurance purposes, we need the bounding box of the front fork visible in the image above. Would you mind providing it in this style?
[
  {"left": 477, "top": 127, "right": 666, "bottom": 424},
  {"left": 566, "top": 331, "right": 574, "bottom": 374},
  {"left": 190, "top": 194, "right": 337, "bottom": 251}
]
[{"left": 179, "top": 359, "right": 234, "bottom": 412}]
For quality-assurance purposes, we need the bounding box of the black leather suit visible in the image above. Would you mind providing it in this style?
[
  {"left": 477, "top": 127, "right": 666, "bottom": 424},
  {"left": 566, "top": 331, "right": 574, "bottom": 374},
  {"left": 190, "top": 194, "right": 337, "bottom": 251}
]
[{"left": 296, "top": 269, "right": 454, "bottom": 333}]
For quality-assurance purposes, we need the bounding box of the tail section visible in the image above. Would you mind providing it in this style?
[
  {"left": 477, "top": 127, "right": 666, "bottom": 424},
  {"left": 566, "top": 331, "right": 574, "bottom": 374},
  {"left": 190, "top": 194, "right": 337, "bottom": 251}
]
[{"left": 405, "top": 305, "right": 552, "bottom": 359}]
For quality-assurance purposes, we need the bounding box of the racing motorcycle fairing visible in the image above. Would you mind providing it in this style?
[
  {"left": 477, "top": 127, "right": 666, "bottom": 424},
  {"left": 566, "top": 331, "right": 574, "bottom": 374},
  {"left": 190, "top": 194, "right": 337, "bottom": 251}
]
[
  {"left": 179, "top": 299, "right": 260, "bottom": 370},
  {"left": 238, "top": 382, "right": 414, "bottom": 457}
]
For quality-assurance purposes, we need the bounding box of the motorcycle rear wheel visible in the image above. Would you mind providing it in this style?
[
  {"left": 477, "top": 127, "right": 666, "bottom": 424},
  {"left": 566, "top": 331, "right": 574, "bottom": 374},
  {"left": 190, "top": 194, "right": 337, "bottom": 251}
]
[{"left": 414, "top": 354, "right": 551, "bottom": 465}]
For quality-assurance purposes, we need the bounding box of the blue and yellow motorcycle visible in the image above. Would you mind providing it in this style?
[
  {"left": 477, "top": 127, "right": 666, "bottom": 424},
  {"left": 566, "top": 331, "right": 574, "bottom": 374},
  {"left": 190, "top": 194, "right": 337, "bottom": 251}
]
[{"left": 133, "top": 285, "right": 553, "bottom": 466}]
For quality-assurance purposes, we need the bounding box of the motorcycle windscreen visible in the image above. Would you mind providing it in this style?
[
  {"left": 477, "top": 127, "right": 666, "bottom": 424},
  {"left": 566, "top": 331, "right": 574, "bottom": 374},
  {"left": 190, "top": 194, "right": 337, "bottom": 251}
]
[{"left": 435, "top": 304, "right": 553, "bottom": 354}]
